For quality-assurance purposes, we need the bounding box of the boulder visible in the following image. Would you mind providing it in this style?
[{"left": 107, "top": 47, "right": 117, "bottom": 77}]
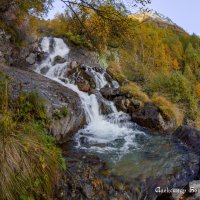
[
  {"left": 40, "top": 66, "right": 49, "bottom": 75},
  {"left": 100, "top": 84, "right": 120, "bottom": 100},
  {"left": 114, "top": 96, "right": 127, "bottom": 112},
  {"left": 26, "top": 53, "right": 37, "bottom": 65},
  {"left": 52, "top": 55, "right": 66, "bottom": 65},
  {"left": 132, "top": 103, "right": 176, "bottom": 132},
  {"left": 0, "top": 65, "right": 86, "bottom": 143},
  {"left": 173, "top": 126, "right": 200, "bottom": 153},
  {"left": 77, "top": 79, "right": 91, "bottom": 92},
  {"left": 70, "top": 60, "right": 78, "bottom": 70}
]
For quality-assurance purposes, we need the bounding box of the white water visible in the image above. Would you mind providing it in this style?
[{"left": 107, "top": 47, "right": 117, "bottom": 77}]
[{"left": 35, "top": 37, "right": 146, "bottom": 158}]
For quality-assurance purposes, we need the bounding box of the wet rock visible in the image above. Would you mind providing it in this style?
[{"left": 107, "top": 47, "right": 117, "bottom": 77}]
[
  {"left": 114, "top": 96, "right": 127, "bottom": 112},
  {"left": 132, "top": 102, "right": 176, "bottom": 132},
  {"left": 100, "top": 84, "right": 120, "bottom": 100},
  {"left": 77, "top": 79, "right": 91, "bottom": 92},
  {"left": 70, "top": 60, "right": 78, "bottom": 69},
  {"left": 37, "top": 51, "right": 48, "bottom": 63},
  {"left": 55, "top": 153, "right": 133, "bottom": 200},
  {"left": 173, "top": 126, "right": 200, "bottom": 153},
  {"left": 49, "top": 37, "right": 55, "bottom": 53},
  {"left": 82, "top": 183, "right": 95, "bottom": 199},
  {"left": 26, "top": 53, "right": 37, "bottom": 65},
  {"left": 0, "top": 65, "right": 86, "bottom": 143},
  {"left": 104, "top": 72, "right": 113, "bottom": 83},
  {"left": 40, "top": 66, "right": 49, "bottom": 75},
  {"left": 53, "top": 55, "right": 66, "bottom": 65}
]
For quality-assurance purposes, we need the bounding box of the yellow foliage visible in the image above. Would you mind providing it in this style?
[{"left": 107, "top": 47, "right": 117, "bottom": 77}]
[
  {"left": 195, "top": 83, "right": 200, "bottom": 99},
  {"left": 121, "top": 82, "right": 150, "bottom": 103},
  {"left": 152, "top": 95, "right": 184, "bottom": 126},
  {"left": 172, "top": 59, "right": 180, "bottom": 70},
  {"left": 107, "top": 62, "right": 126, "bottom": 84}
]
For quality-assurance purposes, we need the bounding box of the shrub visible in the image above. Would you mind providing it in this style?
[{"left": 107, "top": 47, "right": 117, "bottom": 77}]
[
  {"left": 52, "top": 106, "right": 68, "bottom": 120},
  {"left": 121, "top": 82, "right": 150, "bottom": 103},
  {"left": 14, "top": 91, "right": 48, "bottom": 123},
  {"left": 107, "top": 62, "right": 126, "bottom": 84},
  {"left": 152, "top": 95, "right": 184, "bottom": 126},
  {"left": 147, "top": 72, "right": 193, "bottom": 103},
  {"left": 148, "top": 72, "right": 198, "bottom": 120}
]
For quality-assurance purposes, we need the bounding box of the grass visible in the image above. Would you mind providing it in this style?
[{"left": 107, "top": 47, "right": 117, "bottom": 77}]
[
  {"left": 0, "top": 72, "right": 66, "bottom": 199},
  {"left": 121, "top": 82, "right": 150, "bottom": 103},
  {"left": 0, "top": 119, "right": 65, "bottom": 200},
  {"left": 152, "top": 95, "right": 184, "bottom": 126}
]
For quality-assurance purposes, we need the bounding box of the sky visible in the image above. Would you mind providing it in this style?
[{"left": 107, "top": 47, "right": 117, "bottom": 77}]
[{"left": 47, "top": 0, "right": 200, "bottom": 34}]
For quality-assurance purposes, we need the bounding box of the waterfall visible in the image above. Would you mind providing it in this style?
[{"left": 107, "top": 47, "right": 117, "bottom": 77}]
[
  {"left": 35, "top": 37, "right": 146, "bottom": 157},
  {"left": 34, "top": 37, "right": 199, "bottom": 186}
]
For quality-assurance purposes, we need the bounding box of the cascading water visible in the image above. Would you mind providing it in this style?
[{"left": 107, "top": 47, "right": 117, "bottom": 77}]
[
  {"left": 36, "top": 37, "right": 144, "bottom": 156},
  {"left": 35, "top": 37, "right": 199, "bottom": 191}
]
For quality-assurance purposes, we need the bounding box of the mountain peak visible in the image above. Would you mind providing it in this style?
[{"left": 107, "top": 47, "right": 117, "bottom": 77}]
[
  {"left": 130, "top": 10, "right": 186, "bottom": 34},
  {"left": 131, "top": 10, "right": 176, "bottom": 26}
]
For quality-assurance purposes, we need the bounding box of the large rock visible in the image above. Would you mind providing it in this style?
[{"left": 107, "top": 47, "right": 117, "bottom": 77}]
[
  {"left": 52, "top": 55, "right": 67, "bottom": 65},
  {"left": 100, "top": 84, "right": 120, "bottom": 100},
  {"left": 173, "top": 126, "right": 200, "bottom": 153},
  {"left": 0, "top": 65, "right": 86, "bottom": 143},
  {"left": 26, "top": 53, "right": 37, "bottom": 65},
  {"left": 132, "top": 103, "right": 176, "bottom": 132},
  {"left": 77, "top": 79, "right": 91, "bottom": 92}
]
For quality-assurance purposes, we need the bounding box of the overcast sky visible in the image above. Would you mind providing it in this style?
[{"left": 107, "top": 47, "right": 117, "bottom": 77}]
[{"left": 47, "top": 0, "right": 200, "bottom": 34}]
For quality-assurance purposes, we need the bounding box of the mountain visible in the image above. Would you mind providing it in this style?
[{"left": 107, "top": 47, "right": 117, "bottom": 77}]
[{"left": 130, "top": 10, "right": 187, "bottom": 34}]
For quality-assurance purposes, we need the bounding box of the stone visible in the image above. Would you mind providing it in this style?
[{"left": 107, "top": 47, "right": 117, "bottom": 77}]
[
  {"left": 77, "top": 80, "right": 91, "bottom": 92},
  {"left": 132, "top": 102, "right": 176, "bottom": 132},
  {"left": 52, "top": 55, "right": 66, "bottom": 65},
  {"left": 173, "top": 126, "right": 200, "bottom": 153},
  {"left": 114, "top": 96, "right": 127, "bottom": 112},
  {"left": 100, "top": 85, "right": 120, "bottom": 100},
  {"left": 82, "top": 184, "right": 95, "bottom": 199},
  {"left": 70, "top": 60, "right": 78, "bottom": 69},
  {"left": 26, "top": 53, "right": 37, "bottom": 65},
  {"left": 40, "top": 66, "right": 49, "bottom": 75},
  {"left": 0, "top": 65, "right": 86, "bottom": 144}
]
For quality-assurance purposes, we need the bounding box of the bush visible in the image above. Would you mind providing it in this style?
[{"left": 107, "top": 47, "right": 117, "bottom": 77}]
[
  {"left": 152, "top": 95, "right": 184, "bottom": 126},
  {"left": 147, "top": 72, "right": 198, "bottom": 120},
  {"left": 121, "top": 82, "right": 150, "bottom": 103},
  {"left": 147, "top": 72, "right": 193, "bottom": 103},
  {"left": 107, "top": 62, "right": 126, "bottom": 84}
]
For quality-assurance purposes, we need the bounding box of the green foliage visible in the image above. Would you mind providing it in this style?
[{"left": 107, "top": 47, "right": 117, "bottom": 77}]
[
  {"left": 147, "top": 72, "right": 198, "bottom": 120},
  {"left": 0, "top": 72, "right": 10, "bottom": 112},
  {"left": 53, "top": 106, "right": 68, "bottom": 120},
  {"left": 14, "top": 91, "right": 48, "bottom": 123}
]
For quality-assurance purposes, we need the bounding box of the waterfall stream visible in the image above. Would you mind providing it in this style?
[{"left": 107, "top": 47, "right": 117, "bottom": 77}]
[{"left": 35, "top": 37, "right": 199, "bottom": 188}]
